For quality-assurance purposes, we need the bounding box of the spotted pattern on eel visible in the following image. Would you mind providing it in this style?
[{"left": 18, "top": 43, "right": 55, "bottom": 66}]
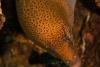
[{"left": 16, "top": 0, "right": 80, "bottom": 66}]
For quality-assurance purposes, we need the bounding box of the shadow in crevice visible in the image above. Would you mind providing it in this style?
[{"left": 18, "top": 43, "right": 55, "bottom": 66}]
[{"left": 80, "top": 0, "right": 100, "bottom": 15}]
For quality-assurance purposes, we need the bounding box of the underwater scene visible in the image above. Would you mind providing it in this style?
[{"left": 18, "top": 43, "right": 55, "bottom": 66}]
[{"left": 0, "top": 0, "right": 100, "bottom": 67}]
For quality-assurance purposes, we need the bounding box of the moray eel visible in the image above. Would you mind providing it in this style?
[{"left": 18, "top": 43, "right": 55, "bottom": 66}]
[{"left": 16, "top": 0, "right": 80, "bottom": 66}]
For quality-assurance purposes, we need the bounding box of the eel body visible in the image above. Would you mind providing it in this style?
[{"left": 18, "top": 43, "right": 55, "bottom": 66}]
[{"left": 16, "top": 0, "right": 80, "bottom": 66}]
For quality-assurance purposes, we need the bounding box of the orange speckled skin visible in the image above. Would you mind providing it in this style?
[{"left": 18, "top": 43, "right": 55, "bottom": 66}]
[{"left": 16, "top": 0, "right": 79, "bottom": 66}]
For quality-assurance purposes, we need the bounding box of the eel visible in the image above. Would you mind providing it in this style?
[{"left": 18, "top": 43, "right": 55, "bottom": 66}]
[{"left": 16, "top": 0, "right": 81, "bottom": 66}]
